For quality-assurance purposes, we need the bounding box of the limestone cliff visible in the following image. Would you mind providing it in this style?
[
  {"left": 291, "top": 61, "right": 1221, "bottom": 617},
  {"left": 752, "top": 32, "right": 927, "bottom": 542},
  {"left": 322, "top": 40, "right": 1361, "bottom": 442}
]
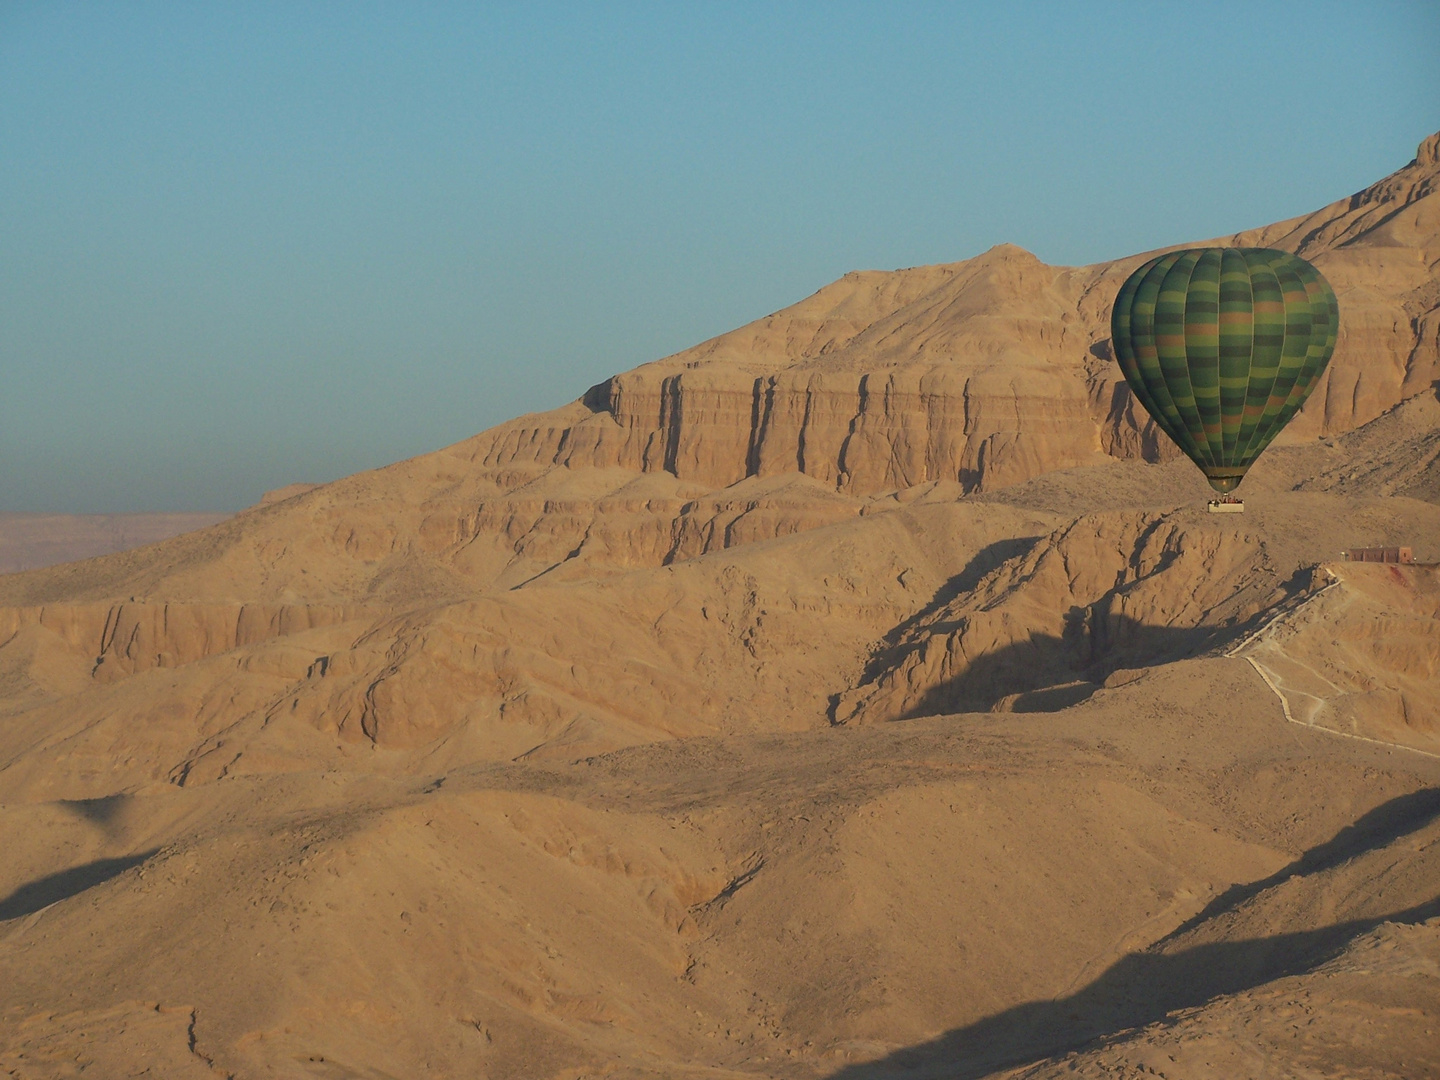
[
  {"left": 463, "top": 132, "right": 1440, "bottom": 496},
  {"left": 3, "top": 135, "right": 1435, "bottom": 619}
]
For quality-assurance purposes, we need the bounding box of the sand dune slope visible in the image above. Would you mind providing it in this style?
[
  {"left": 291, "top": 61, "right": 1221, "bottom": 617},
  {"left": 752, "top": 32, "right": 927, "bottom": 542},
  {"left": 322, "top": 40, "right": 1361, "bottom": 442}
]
[{"left": 3, "top": 660, "right": 1439, "bottom": 1079}]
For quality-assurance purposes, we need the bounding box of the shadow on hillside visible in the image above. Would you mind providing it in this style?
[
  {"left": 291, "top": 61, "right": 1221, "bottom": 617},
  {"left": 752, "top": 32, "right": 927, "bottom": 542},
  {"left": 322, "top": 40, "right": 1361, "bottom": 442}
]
[
  {"left": 822, "top": 788, "right": 1440, "bottom": 1080},
  {"left": 59, "top": 793, "right": 130, "bottom": 826},
  {"left": 844, "top": 549, "right": 1324, "bottom": 721},
  {"left": 0, "top": 850, "right": 157, "bottom": 921},
  {"left": 1166, "top": 786, "right": 1440, "bottom": 938},
  {"left": 859, "top": 538, "right": 1043, "bottom": 686},
  {"left": 896, "top": 613, "right": 1220, "bottom": 718}
]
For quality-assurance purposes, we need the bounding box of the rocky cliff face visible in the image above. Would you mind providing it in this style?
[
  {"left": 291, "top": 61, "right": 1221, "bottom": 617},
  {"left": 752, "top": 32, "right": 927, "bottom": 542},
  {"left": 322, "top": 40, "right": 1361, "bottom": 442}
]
[
  {"left": 833, "top": 510, "right": 1297, "bottom": 724},
  {"left": 467, "top": 249, "right": 1122, "bottom": 496},
  {"left": 3, "top": 137, "right": 1434, "bottom": 619},
  {"left": 463, "top": 134, "right": 1440, "bottom": 497}
]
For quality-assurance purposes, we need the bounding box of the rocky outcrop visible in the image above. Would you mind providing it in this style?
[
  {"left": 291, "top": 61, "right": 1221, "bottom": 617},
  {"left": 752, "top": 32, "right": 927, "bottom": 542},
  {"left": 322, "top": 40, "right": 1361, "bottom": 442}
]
[
  {"left": 259, "top": 499, "right": 1050, "bottom": 758},
  {"left": 480, "top": 361, "right": 1108, "bottom": 496},
  {"left": 460, "top": 133, "right": 1440, "bottom": 497},
  {"left": 465, "top": 247, "right": 1116, "bottom": 495},
  {"left": 0, "top": 601, "right": 373, "bottom": 681},
  {"left": 0, "top": 467, "right": 894, "bottom": 610},
  {"left": 834, "top": 511, "right": 1295, "bottom": 722},
  {"left": 1297, "top": 388, "right": 1440, "bottom": 502}
]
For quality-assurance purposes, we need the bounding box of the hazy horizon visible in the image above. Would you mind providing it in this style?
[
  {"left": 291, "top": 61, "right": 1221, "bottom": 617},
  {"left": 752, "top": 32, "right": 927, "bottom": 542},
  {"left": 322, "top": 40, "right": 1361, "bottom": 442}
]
[{"left": 2, "top": 2, "right": 1437, "bottom": 513}]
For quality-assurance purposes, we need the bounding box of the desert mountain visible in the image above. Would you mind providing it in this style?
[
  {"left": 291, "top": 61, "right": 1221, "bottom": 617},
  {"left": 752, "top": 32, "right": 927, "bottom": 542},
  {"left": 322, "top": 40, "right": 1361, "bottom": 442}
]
[{"left": 1, "top": 135, "right": 1438, "bottom": 1079}]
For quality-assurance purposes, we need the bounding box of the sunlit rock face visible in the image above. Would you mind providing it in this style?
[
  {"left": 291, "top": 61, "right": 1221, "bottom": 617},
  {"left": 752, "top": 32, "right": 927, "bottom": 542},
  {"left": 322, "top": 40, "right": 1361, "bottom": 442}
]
[{"left": 466, "top": 134, "right": 1440, "bottom": 498}]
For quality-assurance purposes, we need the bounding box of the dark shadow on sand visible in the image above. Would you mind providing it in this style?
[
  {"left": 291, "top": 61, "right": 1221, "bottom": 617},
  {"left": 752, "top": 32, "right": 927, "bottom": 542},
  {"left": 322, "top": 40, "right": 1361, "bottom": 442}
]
[
  {"left": 58, "top": 793, "right": 130, "bottom": 827},
  {"left": 895, "top": 613, "right": 1219, "bottom": 718},
  {"left": 0, "top": 850, "right": 157, "bottom": 921},
  {"left": 858, "top": 538, "right": 1044, "bottom": 687},
  {"left": 823, "top": 789, "right": 1440, "bottom": 1079},
  {"left": 842, "top": 544, "right": 1331, "bottom": 722},
  {"left": 1166, "top": 786, "right": 1440, "bottom": 938}
]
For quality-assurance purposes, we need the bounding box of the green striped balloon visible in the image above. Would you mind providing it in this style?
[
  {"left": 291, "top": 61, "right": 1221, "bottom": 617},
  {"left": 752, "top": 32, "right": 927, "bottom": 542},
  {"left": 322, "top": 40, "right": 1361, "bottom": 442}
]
[{"left": 1111, "top": 248, "right": 1338, "bottom": 493}]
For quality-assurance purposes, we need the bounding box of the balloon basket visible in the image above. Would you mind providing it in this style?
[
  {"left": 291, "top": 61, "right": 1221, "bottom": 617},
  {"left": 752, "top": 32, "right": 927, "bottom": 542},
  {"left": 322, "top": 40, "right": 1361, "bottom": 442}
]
[{"left": 1207, "top": 496, "right": 1245, "bottom": 514}]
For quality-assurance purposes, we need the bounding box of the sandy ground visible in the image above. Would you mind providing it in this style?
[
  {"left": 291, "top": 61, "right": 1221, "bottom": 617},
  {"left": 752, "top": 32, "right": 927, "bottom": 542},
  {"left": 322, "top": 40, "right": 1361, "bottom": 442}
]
[{"left": 1, "top": 657, "right": 1437, "bottom": 1079}]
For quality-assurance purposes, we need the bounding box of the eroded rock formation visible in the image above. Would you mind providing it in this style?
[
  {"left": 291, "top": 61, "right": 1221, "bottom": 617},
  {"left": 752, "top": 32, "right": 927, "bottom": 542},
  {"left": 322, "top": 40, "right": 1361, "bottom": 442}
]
[{"left": 462, "top": 133, "right": 1440, "bottom": 497}]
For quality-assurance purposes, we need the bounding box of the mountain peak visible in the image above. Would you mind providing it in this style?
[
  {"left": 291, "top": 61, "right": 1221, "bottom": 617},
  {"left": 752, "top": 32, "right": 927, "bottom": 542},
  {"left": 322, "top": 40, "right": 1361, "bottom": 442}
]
[
  {"left": 1416, "top": 130, "right": 1440, "bottom": 168},
  {"left": 982, "top": 242, "right": 1043, "bottom": 263}
]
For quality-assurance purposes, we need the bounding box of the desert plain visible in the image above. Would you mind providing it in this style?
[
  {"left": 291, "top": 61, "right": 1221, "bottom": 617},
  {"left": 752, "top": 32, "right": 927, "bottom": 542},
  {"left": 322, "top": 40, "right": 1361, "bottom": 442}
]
[{"left": 2, "top": 134, "right": 1439, "bottom": 1079}]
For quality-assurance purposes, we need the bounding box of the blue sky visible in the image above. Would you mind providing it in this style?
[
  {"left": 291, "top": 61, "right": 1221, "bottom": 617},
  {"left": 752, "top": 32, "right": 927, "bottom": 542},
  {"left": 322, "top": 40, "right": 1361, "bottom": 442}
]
[{"left": 2, "top": 2, "right": 1436, "bottom": 512}]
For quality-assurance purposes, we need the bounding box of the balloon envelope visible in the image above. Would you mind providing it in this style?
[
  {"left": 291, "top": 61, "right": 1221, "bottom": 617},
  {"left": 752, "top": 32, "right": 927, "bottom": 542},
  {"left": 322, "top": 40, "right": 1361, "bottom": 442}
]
[{"left": 1111, "top": 248, "right": 1338, "bottom": 493}]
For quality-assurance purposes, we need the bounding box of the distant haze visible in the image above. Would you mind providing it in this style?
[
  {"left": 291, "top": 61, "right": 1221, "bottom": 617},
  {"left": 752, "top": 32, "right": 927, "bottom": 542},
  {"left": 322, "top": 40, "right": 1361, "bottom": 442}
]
[{"left": 2, "top": 2, "right": 1436, "bottom": 512}]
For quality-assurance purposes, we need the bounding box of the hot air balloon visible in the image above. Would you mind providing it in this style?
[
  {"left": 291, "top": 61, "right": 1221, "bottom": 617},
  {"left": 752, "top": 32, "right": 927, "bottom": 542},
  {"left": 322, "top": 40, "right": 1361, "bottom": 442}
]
[{"left": 1110, "top": 248, "right": 1338, "bottom": 495}]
